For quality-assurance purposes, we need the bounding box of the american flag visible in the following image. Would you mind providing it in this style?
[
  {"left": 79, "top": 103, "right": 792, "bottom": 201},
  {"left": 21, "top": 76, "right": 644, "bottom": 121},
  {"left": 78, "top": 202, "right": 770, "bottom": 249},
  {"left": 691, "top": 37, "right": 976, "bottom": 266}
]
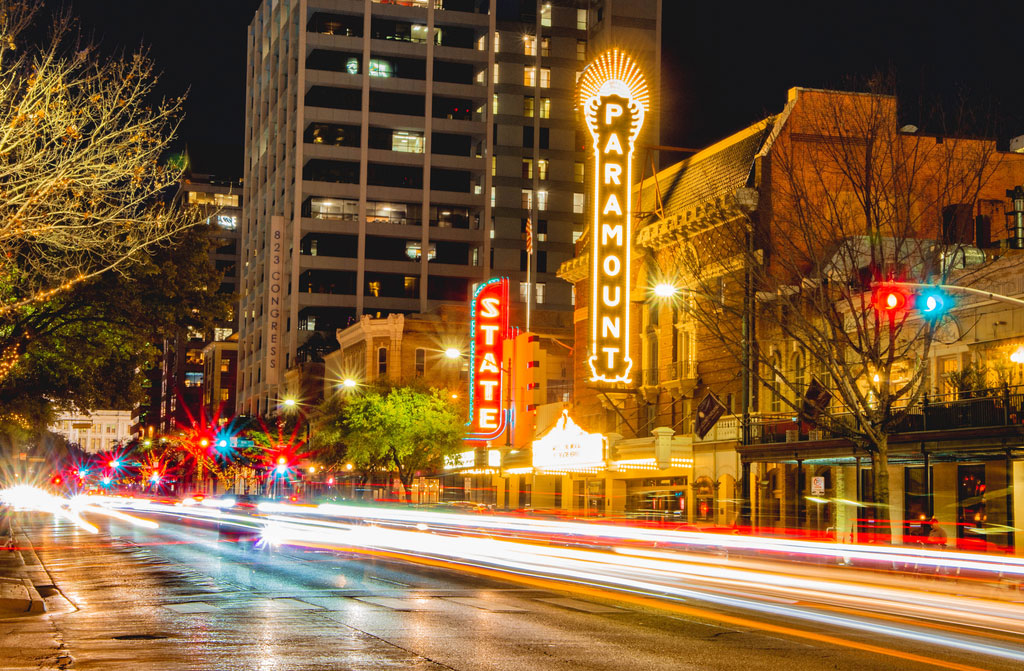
[{"left": 525, "top": 216, "right": 533, "bottom": 255}]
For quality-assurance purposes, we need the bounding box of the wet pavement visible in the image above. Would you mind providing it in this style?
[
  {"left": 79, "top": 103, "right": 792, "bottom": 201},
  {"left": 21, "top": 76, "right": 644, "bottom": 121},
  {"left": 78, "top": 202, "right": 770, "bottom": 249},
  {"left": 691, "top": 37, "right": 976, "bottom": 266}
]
[{"left": 0, "top": 513, "right": 1009, "bottom": 670}]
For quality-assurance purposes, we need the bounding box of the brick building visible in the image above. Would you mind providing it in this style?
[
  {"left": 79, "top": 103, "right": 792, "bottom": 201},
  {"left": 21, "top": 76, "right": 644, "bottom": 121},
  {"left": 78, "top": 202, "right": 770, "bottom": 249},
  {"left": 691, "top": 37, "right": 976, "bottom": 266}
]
[{"left": 556, "top": 87, "right": 1024, "bottom": 545}]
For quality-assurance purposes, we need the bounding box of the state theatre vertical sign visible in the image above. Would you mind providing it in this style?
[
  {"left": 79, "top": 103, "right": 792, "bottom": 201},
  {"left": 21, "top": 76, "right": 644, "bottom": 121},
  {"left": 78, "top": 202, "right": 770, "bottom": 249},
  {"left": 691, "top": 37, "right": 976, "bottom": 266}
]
[
  {"left": 579, "top": 50, "right": 649, "bottom": 384},
  {"left": 466, "top": 278, "right": 512, "bottom": 442}
]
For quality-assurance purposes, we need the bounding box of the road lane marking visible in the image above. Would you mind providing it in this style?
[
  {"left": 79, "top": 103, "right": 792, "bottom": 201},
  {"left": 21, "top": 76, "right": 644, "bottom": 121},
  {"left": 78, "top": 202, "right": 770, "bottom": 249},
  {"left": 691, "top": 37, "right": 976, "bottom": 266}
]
[
  {"left": 357, "top": 597, "right": 449, "bottom": 611},
  {"left": 537, "top": 597, "right": 625, "bottom": 613},
  {"left": 444, "top": 597, "right": 527, "bottom": 612},
  {"left": 163, "top": 602, "right": 221, "bottom": 613}
]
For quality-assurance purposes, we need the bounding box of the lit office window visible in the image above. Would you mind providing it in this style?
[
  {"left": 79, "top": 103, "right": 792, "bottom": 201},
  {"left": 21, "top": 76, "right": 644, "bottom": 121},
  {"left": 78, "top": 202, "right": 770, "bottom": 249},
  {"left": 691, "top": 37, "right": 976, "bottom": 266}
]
[
  {"left": 577, "top": 9, "right": 587, "bottom": 30},
  {"left": 492, "top": 93, "right": 499, "bottom": 114},
  {"left": 391, "top": 131, "right": 424, "bottom": 153},
  {"left": 541, "top": 37, "right": 550, "bottom": 57},
  {"left": 574, "top": 162, "right": 584, "bottom": 183},
  {"left": 491, "top": 156, "right": 497, "bottom": 176},
  {"left": 535, "top": 283, "right": 546, "bottom": 304},
  {"left": 524, "top": 35, "right": 536, "bottom": 56},
  {"left": 524, "top": 67, "right": 537, "bottom": 87},
  {"left": 521, "top": 189, "right": 533, "bottom": 209},
  {"left": 537, "top": 190, "right": 548, "bottom": 211},
  {"left": 573, "top": 192, "right": 584, "bottom": 213},
  {"left": 493, "top": 31, "right": 500, "bottom": 52},
  {"left": 493, "top": 63, "right": 500, "bottom": 84},
  {"left": 369, "top": 59, "right": 393, "bottom": 78},
  {"left": 537, "top": 159, "right": 549, "bottom": 180},
  {"left": 523, "top": 96, "right": 535, "bottom": 117},
  {"left": 539, "top": 68, "right": 550, "bottom": 88},
  {"left": 541, "top": 4, "right": 551, "bottom": 27},
  {"left": 519, "top": 282, "right": 530, "bottom": 303},
  {"left": 539, "top": 97, "right": 550, "bottom": 118},
  {"left": 576, "top": 40, "right": 586, "bottom": 60}
]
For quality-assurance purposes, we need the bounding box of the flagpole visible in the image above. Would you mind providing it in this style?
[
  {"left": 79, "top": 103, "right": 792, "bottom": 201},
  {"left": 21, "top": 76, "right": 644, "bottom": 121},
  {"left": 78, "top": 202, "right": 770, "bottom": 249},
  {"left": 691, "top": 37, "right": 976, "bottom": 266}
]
[{"left": 526, "top": 251, "right": 532, "bottom": 331}]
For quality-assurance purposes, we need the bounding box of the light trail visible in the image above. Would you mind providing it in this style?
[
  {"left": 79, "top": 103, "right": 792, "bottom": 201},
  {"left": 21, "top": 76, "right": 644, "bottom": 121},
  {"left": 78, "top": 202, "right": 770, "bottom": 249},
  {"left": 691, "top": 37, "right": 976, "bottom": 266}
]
[{"left": 10, "top": 490, "right": 1024, "bottom": 668}]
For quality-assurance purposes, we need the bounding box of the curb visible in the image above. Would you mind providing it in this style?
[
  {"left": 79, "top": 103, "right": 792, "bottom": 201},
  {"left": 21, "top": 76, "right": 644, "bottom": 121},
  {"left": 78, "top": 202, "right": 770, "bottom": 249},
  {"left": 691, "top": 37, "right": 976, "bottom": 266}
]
[{"left": 0, "top": 522, "right": 47, "bottom": 615}]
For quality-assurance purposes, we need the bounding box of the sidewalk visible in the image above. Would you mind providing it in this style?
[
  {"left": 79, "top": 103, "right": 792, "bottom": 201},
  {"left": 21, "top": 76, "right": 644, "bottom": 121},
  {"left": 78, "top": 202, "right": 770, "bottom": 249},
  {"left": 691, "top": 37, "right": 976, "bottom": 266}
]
[{"left": 0, "top": 518, "right": 48, "bottom": 616}]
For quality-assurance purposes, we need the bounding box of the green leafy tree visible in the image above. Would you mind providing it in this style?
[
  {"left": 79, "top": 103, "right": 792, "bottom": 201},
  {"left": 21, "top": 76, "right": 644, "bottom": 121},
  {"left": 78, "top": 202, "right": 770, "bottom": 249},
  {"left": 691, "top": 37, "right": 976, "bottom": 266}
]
[{"left": 341, "top": 385, "right": 464, "bottom": 502}]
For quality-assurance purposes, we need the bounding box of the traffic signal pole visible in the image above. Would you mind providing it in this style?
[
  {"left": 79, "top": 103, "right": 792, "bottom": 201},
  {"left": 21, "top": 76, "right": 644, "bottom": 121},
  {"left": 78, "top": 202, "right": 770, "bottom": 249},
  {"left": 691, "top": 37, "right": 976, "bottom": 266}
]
[{"left": 886, "top": 282, "right": 1024, "bottom": 308}]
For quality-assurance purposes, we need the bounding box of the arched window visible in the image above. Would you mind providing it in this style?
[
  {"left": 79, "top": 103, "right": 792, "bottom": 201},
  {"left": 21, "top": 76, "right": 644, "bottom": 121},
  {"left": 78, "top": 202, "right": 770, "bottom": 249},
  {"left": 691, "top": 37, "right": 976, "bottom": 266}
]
[
  {"left": 792, "top": 351, "right": 806, "bottom": 400},
  {"left": 769, "top": 351, "right": 782, "bottom": 413}
]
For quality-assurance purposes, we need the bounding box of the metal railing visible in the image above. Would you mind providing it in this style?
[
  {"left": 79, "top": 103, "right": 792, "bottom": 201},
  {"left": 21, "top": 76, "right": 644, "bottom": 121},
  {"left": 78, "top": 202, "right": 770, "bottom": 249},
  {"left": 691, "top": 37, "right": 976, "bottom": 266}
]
[{"left": 748, "top": 384, "right": 1024, "bottom": 445}]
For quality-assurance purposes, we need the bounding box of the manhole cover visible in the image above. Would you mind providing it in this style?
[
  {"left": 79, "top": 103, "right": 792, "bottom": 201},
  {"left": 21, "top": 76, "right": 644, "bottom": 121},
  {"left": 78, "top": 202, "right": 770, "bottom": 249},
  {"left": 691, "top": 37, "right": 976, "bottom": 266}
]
[{"left": 112, "top": 634, "right": 168, "bottom": 641}]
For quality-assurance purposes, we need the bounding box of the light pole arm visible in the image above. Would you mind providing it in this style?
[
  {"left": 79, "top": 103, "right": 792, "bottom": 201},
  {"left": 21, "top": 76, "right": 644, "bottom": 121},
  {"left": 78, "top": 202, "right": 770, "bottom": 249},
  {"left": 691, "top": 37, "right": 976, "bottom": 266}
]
[{"left": 890, "top": 282, "right": 1024, "bottom": 308}]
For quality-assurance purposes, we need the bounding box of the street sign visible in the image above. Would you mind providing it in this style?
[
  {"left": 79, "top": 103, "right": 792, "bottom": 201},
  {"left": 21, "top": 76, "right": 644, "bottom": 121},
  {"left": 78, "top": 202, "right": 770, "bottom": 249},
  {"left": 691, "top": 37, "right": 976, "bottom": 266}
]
[
  {"left": 230, "top": 437, "right": 255, "bottom": 448},
  {"left": 694, "top": 392, "right": 727, "bottom": 439},
  {"left": 811, "top": 476, "right": 825, "bottom": 496}
]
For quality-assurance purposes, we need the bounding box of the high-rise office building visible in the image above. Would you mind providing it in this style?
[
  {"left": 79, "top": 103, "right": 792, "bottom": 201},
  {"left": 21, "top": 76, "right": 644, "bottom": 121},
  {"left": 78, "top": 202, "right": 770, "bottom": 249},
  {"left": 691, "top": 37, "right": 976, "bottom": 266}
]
[{"left": 238, "top": 0, "right": 659, "bottom": 416}]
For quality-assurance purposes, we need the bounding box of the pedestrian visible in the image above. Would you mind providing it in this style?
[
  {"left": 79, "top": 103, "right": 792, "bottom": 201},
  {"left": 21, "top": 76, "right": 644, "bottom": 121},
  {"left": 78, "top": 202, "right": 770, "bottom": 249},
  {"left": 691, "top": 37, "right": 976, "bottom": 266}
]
[{"left": 927, "top": 517, "right": 947, "bottom": 547}]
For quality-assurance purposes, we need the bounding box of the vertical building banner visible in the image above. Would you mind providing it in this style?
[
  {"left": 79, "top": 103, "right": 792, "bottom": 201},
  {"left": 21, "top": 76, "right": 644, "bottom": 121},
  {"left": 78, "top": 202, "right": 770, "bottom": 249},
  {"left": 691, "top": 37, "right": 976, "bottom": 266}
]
[
  {"left": 264, "top": 215, "right": 285, "bottom": 385},
  {"left": 579, "top": 50, "right": 649, "bottom": 384},
  {"left": 466, "top": 277, "right": 511, "bottom": 442}
]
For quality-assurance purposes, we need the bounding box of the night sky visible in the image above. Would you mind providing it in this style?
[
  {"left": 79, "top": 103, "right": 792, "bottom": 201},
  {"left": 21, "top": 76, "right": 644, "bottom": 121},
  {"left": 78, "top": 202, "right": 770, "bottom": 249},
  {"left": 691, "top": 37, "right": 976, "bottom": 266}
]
[{"left": 59, "top": 1, "right": 1024, "bottom": 178}]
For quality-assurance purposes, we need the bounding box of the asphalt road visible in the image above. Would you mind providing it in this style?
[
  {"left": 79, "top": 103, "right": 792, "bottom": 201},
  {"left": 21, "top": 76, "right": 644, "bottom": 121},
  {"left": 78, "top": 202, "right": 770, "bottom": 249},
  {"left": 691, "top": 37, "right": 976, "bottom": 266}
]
[{"left": 1, "top": 512, "right": 1016, "bottom": 671}]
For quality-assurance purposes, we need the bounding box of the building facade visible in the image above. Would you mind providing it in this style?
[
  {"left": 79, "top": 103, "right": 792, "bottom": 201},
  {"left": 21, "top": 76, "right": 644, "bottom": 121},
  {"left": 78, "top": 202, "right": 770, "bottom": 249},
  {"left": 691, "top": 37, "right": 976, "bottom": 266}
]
[
  {"left": 237, "top": 0, "right": 661, "bottom": 416},
  {"left": 51, "top": 410, "right": 133, "bottom": 455},
  {"left": 555, "top": 86, "right": 1024, "bottom": 553},
  {"left": 146, "top": 176, "right": 242, "bottom": 435}
]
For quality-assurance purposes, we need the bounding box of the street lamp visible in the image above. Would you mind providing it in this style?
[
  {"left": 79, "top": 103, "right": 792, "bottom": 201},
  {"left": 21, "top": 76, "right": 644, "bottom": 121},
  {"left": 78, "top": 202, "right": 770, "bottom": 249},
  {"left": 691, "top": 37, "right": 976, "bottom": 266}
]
[
  {"left": 653, "top": 282, "right": 678, "bottom": 298},
  {"left": 282, "top": 397, "right": 297, "bottom": 409},
  {"left": 341, "top": 378, "right": 358, "bottom": 389},
  {"left": 444, "top": 347, "right": 462, "bottom": 360}
]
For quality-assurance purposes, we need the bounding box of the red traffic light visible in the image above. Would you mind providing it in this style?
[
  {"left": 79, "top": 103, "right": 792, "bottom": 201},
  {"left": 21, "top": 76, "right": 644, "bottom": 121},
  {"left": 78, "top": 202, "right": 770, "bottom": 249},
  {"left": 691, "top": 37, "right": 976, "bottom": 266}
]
[{"left": 873, "top": 285, "right": 910, "bottom": 314}]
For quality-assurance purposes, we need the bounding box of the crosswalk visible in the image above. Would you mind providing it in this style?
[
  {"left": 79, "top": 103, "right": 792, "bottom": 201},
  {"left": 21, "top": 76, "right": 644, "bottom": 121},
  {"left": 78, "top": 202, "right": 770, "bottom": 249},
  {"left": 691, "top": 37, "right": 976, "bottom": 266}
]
[{"left": 161, "top": 593, "right": 628, "bottom": 616}]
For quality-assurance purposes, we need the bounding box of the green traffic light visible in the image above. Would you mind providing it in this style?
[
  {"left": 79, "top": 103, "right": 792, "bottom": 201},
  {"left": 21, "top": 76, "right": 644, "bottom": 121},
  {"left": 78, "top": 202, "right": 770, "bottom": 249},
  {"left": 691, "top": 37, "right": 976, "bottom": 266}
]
[{"left": 918, "top": 288, "right": 950, "bottom": 319}]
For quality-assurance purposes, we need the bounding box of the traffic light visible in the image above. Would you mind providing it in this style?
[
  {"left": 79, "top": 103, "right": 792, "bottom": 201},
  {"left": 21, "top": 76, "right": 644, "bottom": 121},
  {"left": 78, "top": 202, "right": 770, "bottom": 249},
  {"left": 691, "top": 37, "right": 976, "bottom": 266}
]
[
  {"left": 918, "top": 287, "right": 951, "bottom": 320},
  {"left": 872, "top": 285, "right": 910, "bottom": 315}
]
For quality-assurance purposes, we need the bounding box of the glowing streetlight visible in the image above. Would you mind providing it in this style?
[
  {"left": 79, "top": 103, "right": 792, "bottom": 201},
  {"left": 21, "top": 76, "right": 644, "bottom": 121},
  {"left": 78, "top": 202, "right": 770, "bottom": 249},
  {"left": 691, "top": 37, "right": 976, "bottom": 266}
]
[
  {"left": 199, "top": 438, "right": 210, "bottom": 448},
  {"left": 109, "top": 460, "right": 120, "bottom": 469},
  {"left": 217, "top": 439, "right": 228, "bottom": 449},
  {"left": 308, "top": 466, "right": 316, "bottom": 474},
  {"left": 150, "top": 472, "right": 161, "bottom": 483},
  {"left": 283, "top": 398, "right": 297, "bottom": 409},
  {"left": 345, "top": 463, "right": 354, "bottom": 471},
  {"left": 653, "top": 282, "right": 678, "bottom": 298},
  {"left": 444, "top": 347, "right": 462, "bottom": 360},
  {"left": 341, "top": 378, "right": 358, "bottom": 389}
]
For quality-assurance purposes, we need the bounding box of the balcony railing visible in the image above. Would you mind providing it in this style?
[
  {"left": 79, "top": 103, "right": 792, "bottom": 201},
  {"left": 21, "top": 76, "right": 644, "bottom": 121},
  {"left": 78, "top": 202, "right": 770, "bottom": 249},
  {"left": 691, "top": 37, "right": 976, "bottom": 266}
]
[{"left": 748, "top": 385, "right": 1024, "bottom": 445}]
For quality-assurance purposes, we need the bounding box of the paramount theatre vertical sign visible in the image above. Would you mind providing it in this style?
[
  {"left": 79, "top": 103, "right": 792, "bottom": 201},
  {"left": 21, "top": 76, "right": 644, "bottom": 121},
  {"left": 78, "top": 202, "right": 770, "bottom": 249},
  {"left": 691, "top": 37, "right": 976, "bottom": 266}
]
[{"left": 579, "top": 50, "right": 649, "bottom": 384}]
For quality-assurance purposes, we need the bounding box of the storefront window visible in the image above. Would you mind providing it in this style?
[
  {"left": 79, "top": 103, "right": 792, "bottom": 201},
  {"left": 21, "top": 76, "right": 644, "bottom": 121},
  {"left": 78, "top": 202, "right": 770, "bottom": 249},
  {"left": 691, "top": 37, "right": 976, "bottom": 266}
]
[{"left": 957, "top": 464, "right": 986, "bottom": 541}]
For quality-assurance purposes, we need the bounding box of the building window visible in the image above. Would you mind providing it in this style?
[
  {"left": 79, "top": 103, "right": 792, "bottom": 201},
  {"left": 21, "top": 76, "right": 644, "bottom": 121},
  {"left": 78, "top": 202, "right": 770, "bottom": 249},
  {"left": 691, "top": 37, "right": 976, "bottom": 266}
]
[
  {"left": 537, "top": 219, "right": 547, "bottom": 241},
  {"left": 769, "top": 352, "right": 782, "bottom": 413},
  {"left": 574, "top": 162, "right": 584, "bottom": 183},
  {"left": 573, "top": 192, "right": 584, "bottom": 214},
  {"left": 220, "top": 388, "right": 230, "bottom": 402},
  {"left": 541, "top": 4, "right": 551, "bottom": 27},
  {"left": 493, "top": 30, "right": 500, "bottom": 52},
  {"left": 539, "top": 127, "right": 549, "bottom": 149},
  {"left": 539, "top": 97, "right": 550, "bottom": 118},
  {"left": 221, "top": 360, "right": 230, "bottom": 373},
  {"left": 522, "top": 158, "right": 533, "bottom": 179},
  {"left": 538, "top": 250, "right": 547, "bottom": 273},
  {"left": 541, "top": 37, "right": 550, "bottom": 57},
  {"left": 368, "top": 280, "right": 381, "bottom": 297},
  {"left": 186, "top": 349, "right": 203, "bottom": 365},
  {"left": 472, "top": 246, "right": 480, "bottom": 266},
  {"left": 519, "top": 282, "right": 530, "bottom": 303},
  {"left": 405, "top": 241, "right": 436, "bottom": 261},
  {"left": 521, "top": 189, "right": 533, "bottom": 209},
  {"left": 524, "top": 35, "right": 536, "bottom": 56},
  {"left": 523, "top": 96, "right": 535, "bottom": 117},
  {"left": 391, "top": 131, "right": 424, "bottom": 153},
  {"left": 492, "top": 93, "right": 499, "bottom": 115},
  {"left": 539, "top": 68, "right": 550, "bottom": 88},
  {"left": 493, "top": 63, "right": 500, "bottom": 84},
  {"left": 537, "top": 190, "right": 548, "bottom": 211},
  {"left": 535, "top": 283, "right": 546, "bottom": 304},
  {"left": 576, "top": 39, "right": 586, "bottom": 60},
  {"left": 523, "top": 66, "right": 537, "bottom": 87},
  {"left": 415, "top": 348, "right": 426, "bottom": 376},
  {"left": 577, "top": 9, "right": 587, "bottom": 30},
  {"left": 537, "top": 159, "right": 548, "bottom": 180},
  {"left": 369, "top": 59, "right": 393, "bottom": 78},
  {"left": 378, "top": 347, "right": 388, "bottom": 376},
  {"left": 184, "top": 371, "right": 203, "bottom": 388}
]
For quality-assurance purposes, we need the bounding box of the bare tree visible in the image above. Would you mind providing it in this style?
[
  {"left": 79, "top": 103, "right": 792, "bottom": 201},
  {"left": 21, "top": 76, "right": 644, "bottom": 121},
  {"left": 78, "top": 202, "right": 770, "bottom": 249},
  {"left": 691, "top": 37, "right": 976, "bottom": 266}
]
[
  {"left": 666, "top": 85, "right": 1000, "bottom": 540},
  {"left": 0, "top": 2, "right": 203, "bottom": 379}
]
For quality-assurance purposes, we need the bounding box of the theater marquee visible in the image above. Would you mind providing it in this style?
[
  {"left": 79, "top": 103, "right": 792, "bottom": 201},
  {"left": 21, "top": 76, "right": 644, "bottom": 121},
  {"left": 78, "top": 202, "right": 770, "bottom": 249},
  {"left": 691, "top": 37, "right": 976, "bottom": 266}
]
[
  {"left": 579, "top": 50, "right": 648, "bottom": 384},
  {"left": 466, "top": 277, "right": 512, "bottom": 442}
]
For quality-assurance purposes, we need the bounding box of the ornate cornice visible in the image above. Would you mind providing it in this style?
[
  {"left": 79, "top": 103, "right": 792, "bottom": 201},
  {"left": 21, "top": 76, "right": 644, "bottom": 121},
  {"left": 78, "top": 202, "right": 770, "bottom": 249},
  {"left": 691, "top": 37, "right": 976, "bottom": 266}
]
[
  {"left": 636, "top": 188, "right": 759, "bottom": 251},
  {"left": 557, "top": 252, "right": 589, "bottom": 284}
]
